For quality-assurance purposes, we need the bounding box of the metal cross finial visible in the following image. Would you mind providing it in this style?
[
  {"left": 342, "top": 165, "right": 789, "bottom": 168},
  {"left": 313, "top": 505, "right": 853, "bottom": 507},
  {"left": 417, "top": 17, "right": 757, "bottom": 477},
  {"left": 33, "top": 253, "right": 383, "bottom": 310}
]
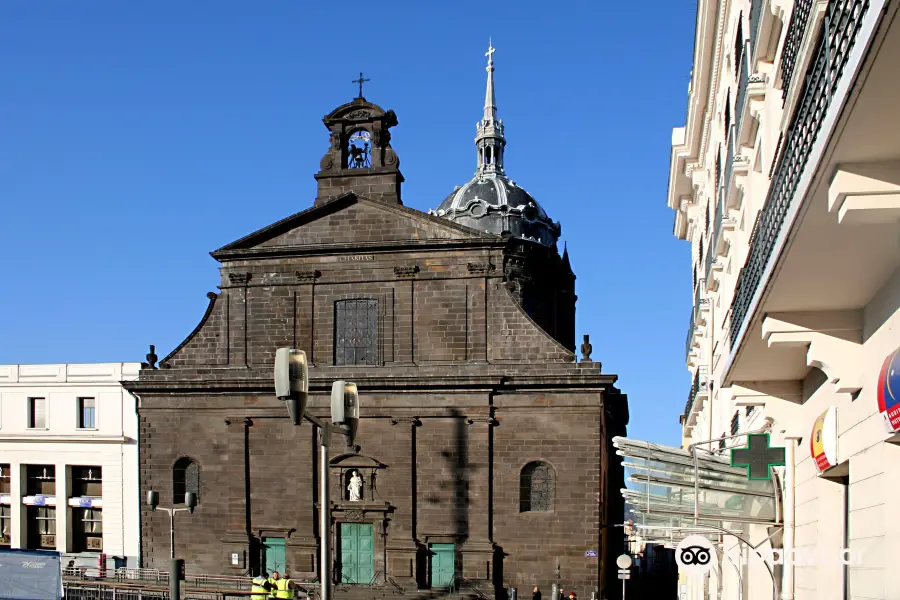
[
  {"left": 486, "top": 39, "right": 495, "bottom": 62},
  {"left": 352, "top": 72, "right": 370, "bottom": 98}
]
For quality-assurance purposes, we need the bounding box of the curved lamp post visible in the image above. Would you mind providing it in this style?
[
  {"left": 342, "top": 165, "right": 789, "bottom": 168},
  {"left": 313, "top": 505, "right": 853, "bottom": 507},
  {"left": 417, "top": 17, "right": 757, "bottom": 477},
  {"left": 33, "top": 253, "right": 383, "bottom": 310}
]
[{"left": 147, "top": 490, "right": 196, "bottom": 599}]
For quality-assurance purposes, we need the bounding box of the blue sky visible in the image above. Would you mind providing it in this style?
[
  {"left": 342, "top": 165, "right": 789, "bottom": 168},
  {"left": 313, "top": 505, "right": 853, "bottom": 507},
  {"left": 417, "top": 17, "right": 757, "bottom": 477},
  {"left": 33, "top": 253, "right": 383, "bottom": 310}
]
[{"left": 0, "top": 1, "right": 696, "bottom": 447}]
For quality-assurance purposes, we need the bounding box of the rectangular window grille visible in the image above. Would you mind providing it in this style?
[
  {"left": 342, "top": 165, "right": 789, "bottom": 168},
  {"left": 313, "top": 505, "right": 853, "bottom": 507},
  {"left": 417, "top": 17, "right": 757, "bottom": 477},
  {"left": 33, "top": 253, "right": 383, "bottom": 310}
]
[
  {"left": 28, "top": 398, "right": 46, "bottom": 429},
  {"left": 78, "top": 398, "right": 96, "bottom": 429},
  {"left": 26, "top": 465, "right": 55, "bottom": 496},
  {"left": 72, "top": 466, "right": 102, "bottom": 497},
  {"left": 334, "top": 299, "right": 379, "bottom": 366}
]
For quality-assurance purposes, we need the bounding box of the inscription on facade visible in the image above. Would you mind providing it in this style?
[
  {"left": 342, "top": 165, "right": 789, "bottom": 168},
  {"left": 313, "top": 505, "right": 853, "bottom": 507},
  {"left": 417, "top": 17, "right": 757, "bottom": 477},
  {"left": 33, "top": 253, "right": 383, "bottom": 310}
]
[{"left": 338, "top": 255, "right": 376, "bottom": 262}]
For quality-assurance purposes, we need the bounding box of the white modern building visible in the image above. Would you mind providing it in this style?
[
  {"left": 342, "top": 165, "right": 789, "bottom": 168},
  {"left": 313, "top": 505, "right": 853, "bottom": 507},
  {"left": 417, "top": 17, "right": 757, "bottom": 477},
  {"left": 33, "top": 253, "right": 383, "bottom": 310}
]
[
  {"left": 0, "top": 363, "right": 141, "bottom": 568},
  {"left": 667, "top": 0, "right": 900, "bottom": 599}
]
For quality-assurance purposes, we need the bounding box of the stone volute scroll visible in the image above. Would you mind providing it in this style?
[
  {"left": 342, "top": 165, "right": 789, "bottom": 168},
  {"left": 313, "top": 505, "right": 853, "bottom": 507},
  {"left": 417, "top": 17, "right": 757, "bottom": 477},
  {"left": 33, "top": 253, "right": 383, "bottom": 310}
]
[{"left": 314, "top": 96, "right": 405, "bottom": 207}]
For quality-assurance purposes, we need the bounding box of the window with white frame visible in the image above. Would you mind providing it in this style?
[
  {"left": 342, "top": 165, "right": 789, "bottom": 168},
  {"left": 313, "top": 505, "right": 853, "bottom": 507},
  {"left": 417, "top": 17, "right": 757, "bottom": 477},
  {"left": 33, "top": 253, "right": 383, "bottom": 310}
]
[
  {"left": 77, "top": 398, "right": 96, "bottom": 429},
  {"left": 27, "top": 398, "right": 47, "bottom": 429},
  {"left": 0, "top": 464, "right": 9, "bottom": 494},
  {"left": 0, "top": 506, "right": 10, "bottom": 545},
  {"left": 73, "top": 508, "right": 103, "bottom": 552}
]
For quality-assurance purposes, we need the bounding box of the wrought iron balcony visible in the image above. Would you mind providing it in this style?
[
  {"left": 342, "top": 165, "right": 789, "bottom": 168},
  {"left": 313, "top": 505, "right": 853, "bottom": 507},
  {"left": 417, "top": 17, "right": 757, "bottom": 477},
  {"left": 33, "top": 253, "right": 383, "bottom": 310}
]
[
  {"left": 683, "top": 366, "right": 710, "bottom": 426},
  {"left": 749, "top": 0, "right": 764, "bottom": 56},
  {"left": 781, "top": 0, "right": 814, "bottom": 100},
  {"left": 729, "top": 0, "right": 870, "bottom": 350},
  {"left": 685, "top": 307, "right": 696, "bottom": 364}
]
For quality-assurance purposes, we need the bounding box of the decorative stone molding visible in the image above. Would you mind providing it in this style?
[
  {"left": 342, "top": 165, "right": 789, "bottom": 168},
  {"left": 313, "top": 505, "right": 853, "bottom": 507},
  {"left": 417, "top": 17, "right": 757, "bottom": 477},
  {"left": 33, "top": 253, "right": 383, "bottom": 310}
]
[
  {"left": 228, "top": 272, "right": 252, "bottom": 285},
  {"left": 295, "top": 269, "right": 321, "bottom": 282},
  {"left": 467, "top": 262, "right": 495, "bottom": 275},
  {"left": 393, "top": 265, "right": 419, "bottom": 278},
  {"left": 763, "top": 311, "right": 863, "bottom": 394}
]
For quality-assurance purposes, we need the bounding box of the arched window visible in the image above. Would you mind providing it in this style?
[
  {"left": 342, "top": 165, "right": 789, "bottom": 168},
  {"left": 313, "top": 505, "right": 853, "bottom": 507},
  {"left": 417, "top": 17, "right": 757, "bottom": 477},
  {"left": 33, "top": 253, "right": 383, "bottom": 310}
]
[
  {"left": 519, "top": 461, "right": 554, "bottom": 512},
  {"left": 173, "top": 458, "right": 200, "bottom": 505}
]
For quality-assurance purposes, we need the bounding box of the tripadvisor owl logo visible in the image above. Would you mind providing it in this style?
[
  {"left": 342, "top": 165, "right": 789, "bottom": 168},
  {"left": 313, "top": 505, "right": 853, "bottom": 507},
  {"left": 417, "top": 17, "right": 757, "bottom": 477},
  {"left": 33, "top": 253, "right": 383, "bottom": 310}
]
[{"left": 676, "top": 535, "right": 715, "bottom": 576}]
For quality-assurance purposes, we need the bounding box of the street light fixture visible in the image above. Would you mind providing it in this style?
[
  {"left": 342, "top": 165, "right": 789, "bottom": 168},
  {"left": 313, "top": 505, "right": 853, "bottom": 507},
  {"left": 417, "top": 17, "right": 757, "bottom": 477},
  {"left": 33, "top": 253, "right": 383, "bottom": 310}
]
[
  {"left": 274, "top": 349, "right": 359, "bottom": 600},
  {"left": 147, "top": 489, "right": 197, "bottom": 600}
]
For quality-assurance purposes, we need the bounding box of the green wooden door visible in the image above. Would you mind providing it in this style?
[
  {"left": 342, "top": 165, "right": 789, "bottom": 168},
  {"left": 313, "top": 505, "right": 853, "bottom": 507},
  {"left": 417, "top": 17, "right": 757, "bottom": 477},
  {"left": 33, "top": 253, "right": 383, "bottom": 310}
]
[
  {"left": 430, "top": 543, "right": 455, "bottom": 588},
  {"left": 339, "top": 523, "right": 374, "bottom": 584},
  {"left": 263, "top": 537, "right": 286, "bottom": 575}
]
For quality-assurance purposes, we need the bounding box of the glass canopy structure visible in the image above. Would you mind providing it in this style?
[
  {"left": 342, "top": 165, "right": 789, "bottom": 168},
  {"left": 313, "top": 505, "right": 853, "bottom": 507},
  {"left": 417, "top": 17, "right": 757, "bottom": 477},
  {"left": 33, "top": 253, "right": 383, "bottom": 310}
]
[{"left": 614, "top": 436, "right": 782, "bottom": 548}]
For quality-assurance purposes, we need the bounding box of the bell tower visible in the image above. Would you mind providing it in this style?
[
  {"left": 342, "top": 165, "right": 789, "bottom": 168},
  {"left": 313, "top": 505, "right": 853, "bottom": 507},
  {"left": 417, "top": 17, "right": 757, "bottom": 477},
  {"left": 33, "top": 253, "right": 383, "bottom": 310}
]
[{"left": 314, "top": 80, "right": 404, "bottom": 206}]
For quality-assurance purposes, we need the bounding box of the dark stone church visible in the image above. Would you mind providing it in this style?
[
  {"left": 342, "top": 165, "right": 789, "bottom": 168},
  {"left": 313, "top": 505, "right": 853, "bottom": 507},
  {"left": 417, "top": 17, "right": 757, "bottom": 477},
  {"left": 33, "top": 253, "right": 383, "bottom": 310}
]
[{"left": 126, "top": 46, "right": 628, "bottom": 600}]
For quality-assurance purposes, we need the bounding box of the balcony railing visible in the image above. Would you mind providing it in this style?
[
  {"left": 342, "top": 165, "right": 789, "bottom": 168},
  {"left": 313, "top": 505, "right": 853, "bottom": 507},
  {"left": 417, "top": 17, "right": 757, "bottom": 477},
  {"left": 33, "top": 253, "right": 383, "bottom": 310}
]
[
  {"left": 781, "top": 0, "right": 815, "bottom": 100},
  {"left": 729, "top": 0, "right": 869, "bottom": 350},
  {"left": 685, "top": 307, "right": 696, "bottom": 363},
  {"left": 735, "top": 44, "right": 750, "bottom": 131},
  {"left": 749, "top": 0, "right": 764, "bottom": 56},
  {"left": 683, "top": 366, "right": 710, "bottom": 424}
]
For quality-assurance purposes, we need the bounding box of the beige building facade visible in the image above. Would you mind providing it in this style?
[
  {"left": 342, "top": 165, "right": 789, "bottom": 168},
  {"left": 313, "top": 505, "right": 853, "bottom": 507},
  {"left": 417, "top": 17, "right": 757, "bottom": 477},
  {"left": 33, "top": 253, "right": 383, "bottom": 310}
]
[
  {"left": 667, "top": 0, "right": 900, "bottom": 599},
  {"left": 0, "top": 363, "right": 141, "bottom": 568}
]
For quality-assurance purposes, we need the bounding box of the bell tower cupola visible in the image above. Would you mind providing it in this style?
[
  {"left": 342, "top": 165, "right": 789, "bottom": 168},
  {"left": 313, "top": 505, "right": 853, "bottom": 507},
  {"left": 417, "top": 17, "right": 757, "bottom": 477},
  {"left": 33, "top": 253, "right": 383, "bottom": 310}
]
[{"left": 314, "top": 75, "right": 405, "bottom": 206}]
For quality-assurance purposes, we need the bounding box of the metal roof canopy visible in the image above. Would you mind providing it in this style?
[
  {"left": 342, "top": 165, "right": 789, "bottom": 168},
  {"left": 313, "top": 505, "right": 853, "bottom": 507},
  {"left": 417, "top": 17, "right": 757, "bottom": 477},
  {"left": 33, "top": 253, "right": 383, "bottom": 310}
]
[{"left": 614, "top": 436, "right": 781, "bottom": 526}]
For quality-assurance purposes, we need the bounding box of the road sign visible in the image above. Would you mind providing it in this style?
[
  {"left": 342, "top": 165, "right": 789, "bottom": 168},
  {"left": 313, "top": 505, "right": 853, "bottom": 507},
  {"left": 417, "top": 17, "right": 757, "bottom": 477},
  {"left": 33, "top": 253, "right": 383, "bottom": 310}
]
[
  {"left": 585, "top": 550, "right": 598, "bottom": 557},
  {"left": 730, "top": 433, "right": 785, "bottom": 480},
  {"left": 616, "top": 554, "right": 633, "bottom": 569},
  {"left": 617, "top": 570, "right": 630, "bottom": 580}
]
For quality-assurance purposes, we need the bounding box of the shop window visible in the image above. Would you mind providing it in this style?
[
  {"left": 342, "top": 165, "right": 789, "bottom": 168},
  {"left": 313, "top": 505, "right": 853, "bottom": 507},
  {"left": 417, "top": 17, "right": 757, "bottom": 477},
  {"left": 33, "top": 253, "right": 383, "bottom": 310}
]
[
  {"left": 0, "top": 506, "right": 10, "bottom": 546},
  {"left": 26, "top": 506, "right": 56, "bottom": 549},
  {"left": 72, "top": 466, "right": 102, "bottom": 497},
  {"left": 73, "top": 508, "right": 103, "bottom": 552},
  {"left": 173, "top": 458, "right": 200, "bottom": 505},
  {"left": 26, "top": 465, "right": 55, "bottom": 496}
]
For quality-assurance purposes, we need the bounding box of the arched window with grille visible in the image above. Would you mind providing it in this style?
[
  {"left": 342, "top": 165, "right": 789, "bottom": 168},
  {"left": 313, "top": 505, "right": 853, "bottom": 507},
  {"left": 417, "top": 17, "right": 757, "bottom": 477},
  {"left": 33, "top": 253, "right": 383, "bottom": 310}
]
[
  {"left": 173, "top": 457, "right": 200, "bottom": 505},
  {"left": 519, "top": 461, "right": 554, "bottom": 512}
]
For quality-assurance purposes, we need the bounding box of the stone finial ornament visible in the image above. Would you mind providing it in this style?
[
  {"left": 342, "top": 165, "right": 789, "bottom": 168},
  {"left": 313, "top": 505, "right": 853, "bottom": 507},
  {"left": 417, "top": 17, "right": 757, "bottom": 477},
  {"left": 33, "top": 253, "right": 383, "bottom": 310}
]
[
  {"left": 143, "top": 345, "right": 159, "bottom": 370},
  {"left": 580, "top": 335, "right": 592, "bottom": 363}
]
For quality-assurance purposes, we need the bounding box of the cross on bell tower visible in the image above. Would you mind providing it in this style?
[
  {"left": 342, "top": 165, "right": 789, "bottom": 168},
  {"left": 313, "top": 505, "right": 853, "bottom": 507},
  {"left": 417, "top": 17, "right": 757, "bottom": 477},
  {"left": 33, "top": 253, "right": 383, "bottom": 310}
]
[{"left": 352, "top": 72, "right": 370, "bottom": 99}]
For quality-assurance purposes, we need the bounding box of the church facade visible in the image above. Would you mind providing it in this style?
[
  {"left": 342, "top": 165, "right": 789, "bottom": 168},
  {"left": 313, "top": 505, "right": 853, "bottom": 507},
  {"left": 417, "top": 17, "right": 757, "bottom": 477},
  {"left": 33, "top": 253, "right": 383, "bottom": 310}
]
[{"left": 126, "top": 47, "right": 628, "bottom": 599}]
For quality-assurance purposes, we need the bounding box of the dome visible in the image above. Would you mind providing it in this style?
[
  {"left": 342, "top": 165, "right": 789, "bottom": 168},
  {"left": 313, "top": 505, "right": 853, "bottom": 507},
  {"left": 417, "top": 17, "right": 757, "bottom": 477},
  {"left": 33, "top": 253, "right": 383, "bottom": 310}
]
[{"left": 431, "top": 175, "right": 560, "bottom": 246}]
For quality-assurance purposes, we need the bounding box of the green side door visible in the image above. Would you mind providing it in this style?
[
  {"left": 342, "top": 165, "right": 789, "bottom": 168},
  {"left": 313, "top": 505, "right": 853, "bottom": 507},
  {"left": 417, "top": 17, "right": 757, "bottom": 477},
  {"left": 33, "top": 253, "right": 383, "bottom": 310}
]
[
  {"left": 263, "top": 537, "right": 286, "bottom": 575},
  {"left": 430, "top": 543, "right": 455, "bottom": 588},
  {"left": 339, "top": 523, "right": 374, "bottom": 584}
]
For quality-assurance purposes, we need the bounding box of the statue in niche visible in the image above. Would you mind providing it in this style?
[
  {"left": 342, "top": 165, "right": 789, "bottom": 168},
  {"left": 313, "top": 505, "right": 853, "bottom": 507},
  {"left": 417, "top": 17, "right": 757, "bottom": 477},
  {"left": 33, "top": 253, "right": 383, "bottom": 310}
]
[{"left": 348, "top": 470, "right": 364, "bottom": 502}]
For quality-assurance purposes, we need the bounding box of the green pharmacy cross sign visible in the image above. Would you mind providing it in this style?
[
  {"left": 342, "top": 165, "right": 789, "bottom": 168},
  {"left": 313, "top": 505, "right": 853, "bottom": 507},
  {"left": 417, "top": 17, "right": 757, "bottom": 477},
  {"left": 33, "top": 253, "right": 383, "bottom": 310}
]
[{"left": 730, "top": 434, "right": 786, "bottom": 480}]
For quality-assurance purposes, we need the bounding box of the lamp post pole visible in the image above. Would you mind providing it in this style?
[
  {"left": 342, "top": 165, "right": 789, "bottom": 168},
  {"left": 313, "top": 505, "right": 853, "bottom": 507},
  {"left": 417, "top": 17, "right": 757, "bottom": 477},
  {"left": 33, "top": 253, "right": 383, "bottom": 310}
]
[
  {"left": 320, "top": 424, "right": 331, "bottom": 600},
  {"left": 147, "top": 491, "right": 196, "bottom": 600}
]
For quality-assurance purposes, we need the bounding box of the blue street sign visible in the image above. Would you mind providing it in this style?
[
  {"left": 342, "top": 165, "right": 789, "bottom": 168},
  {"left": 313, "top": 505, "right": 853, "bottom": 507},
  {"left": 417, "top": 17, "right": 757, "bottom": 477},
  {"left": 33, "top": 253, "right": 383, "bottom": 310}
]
[
  {"left": 79, "top": 497, "right": 93, "bottom": 508},
  {"left": 33, "top": 495, "right": 46, "bottom": 506},
  {"left": 585, "top": 550, "right": 598, "bottom": 557}
]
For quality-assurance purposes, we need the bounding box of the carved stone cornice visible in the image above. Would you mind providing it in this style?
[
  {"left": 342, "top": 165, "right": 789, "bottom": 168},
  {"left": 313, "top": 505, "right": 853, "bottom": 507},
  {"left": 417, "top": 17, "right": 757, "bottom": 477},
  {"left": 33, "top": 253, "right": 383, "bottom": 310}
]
[
  {"left": 228, "top": 272, "right": 252, "bottom": 285},
  {"left": 295, "top": 269, "right": 322, "bottom": 282},
  {"left": 393, "top": 265, "right": 419, "bottom": 278},
  {"left": 467, "top": 262, "right": 495, "bottom": 275}
]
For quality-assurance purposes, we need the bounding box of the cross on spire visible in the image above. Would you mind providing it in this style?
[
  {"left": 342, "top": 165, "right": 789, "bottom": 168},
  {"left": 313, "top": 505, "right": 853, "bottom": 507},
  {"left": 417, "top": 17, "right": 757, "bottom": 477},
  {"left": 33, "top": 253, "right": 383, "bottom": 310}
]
[
  {"left": 352, "top": 72, "right": 370, "bottom": 99},
  {"left": 486, "top": 39, "right": 495, "bottom": 63}
]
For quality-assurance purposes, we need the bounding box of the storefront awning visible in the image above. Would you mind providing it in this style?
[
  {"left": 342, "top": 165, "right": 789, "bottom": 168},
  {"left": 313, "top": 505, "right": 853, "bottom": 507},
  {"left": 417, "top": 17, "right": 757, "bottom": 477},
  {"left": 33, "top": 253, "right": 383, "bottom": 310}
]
[{"left": 614, "top": 436, "right": 781, "bottom": 527}]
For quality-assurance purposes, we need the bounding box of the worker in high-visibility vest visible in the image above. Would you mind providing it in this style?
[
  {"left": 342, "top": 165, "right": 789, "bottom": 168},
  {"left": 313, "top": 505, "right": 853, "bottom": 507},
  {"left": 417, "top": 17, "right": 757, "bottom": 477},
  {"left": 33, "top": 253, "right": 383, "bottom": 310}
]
[
  {"left": 268, "top": 571, "right": 281, "bottom": 598},
  {"left": 274, "top": 571, "right": 297, "bottom": 599},
  {"left": 251, "top": 572, "right": 273, "bottom": 600}
]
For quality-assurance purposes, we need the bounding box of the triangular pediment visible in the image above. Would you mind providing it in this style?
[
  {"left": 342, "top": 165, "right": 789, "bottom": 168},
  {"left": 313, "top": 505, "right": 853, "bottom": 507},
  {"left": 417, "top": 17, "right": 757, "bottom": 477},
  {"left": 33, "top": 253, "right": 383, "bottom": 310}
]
[{"left": 212, "top": 193, "right": 490, "bottom": 258}]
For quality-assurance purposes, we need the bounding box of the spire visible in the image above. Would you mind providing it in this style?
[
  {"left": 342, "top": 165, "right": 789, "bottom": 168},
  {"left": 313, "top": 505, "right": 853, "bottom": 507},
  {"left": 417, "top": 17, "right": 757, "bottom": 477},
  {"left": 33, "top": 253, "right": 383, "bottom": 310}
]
[
  {"left": 484, "top": 39, "right": 497, "bottom": 123},
  {"left": 475, "top": 39, "right": 506, "bottom": 177}
]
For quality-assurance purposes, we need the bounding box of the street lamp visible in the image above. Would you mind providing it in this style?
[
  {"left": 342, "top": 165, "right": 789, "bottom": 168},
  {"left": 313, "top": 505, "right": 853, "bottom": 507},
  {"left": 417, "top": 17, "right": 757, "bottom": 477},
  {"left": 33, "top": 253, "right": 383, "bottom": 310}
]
[
  {"left": 274, "top": 349, "right": 359, "bottom": 600},
  {"left": 147, "top": 489, "right": 197, "bottom": 600}
]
